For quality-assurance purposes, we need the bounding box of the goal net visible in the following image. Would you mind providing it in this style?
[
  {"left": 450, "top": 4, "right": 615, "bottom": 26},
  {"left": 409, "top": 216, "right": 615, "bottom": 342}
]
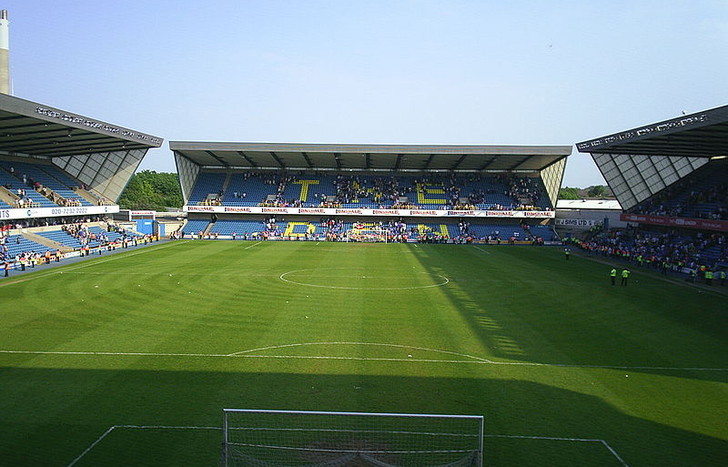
[
  {"left": 221, "top": 409, "right": 484, "bottom": 467},
  {"left": 346, "top": 229, "right": 388, "bottom": 243}
]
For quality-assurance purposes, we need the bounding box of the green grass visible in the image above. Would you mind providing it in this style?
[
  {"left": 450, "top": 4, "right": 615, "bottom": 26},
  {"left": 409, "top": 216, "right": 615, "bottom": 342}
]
[{"left": 0, "top": 240, "right": 726, "bottom": 466}]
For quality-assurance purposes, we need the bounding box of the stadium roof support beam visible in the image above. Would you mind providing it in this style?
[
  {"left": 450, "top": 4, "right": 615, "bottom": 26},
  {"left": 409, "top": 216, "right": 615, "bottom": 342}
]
[
  {"left": 478, "top": 157, "right": 496, "bottom": 171},
  {"left": 270, "top": 151, "right": 285, "bottom": 169},
  {"left": 365, "top": 153, "right": 371, "bottom": 170},
  {"left": 301, "top": 151, "right": 314, "bottom": 169},
  {"left": 334, "top": 152, "right": 342, "bottom": 170},
  {"left": 508, "top": 158, "right": 530, "bottom": 171},
  {"left": 423, "top": 154, "right": 434, "bottom": 170},
  {"left": 205, "top": 150, "right": 229, "bottom": 167},
  {"left": 8, "top": 136, "right": 121, "bottom": 152},
  {"left": 452, "top": 154, "right": 467, "bottom": 170},
  {"left": 394, "top": 154, "right": 403, "bottom": 170},
  {"left": 237, "top": 151, "right": 258, "bottom": 167}
]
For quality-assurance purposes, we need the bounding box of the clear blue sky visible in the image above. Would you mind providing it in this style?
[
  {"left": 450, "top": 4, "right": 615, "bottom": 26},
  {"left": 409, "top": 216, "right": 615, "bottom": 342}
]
[{"left": 4, "top": 0, "right": 727, "bottom": 187}]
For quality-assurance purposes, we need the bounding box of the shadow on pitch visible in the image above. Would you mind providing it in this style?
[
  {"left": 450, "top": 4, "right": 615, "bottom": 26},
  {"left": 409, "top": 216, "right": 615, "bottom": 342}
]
[
  {"left": 0, "top": 367, "right": 726, "bottom": 466},
  {"left": 410, "top": 244, "right": 728, "bottom": 384}
]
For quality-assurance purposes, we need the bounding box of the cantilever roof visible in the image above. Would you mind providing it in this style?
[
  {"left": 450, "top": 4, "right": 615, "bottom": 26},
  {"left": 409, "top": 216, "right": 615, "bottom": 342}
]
[
  {"left": 0, "top": 93, "right": 163, "bottom": 157},
  {"left": 169, "top": 141, "right": 572, "bottom": 171},
  {"left": 577, "top": 104, "right": 728, "bottom": 157}
]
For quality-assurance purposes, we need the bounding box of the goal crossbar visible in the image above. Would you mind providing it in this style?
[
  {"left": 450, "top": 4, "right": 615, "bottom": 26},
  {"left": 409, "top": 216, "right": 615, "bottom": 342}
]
[{"left": 222, "top": 409, "right": 484, "bottom": 467}]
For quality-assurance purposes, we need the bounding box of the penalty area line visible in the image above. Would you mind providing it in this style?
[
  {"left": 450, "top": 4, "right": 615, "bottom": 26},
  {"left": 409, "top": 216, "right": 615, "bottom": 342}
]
[{"left": 66, "top": 425, "right": 220, "bottom": 467}]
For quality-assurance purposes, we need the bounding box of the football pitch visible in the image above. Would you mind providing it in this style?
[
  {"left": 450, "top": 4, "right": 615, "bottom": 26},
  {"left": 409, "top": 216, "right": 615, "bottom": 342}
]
[{"left": 0, "top": 240, "right": 726, "bottom": 466}]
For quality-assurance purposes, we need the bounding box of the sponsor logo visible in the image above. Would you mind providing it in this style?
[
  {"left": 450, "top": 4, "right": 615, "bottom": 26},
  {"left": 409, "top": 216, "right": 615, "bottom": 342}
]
[
  {"left": 486, "top": 211, "right": 516, "bottom": 217},
  {"left": 337, "top": 209, "right": 363, "bottom": 214},
  {"left": 35, "top": 106, "right": 162, "bottom": 145},
  {"left": 262, "top": 208, "right": 289, "bottom": 213},
  {"left": 447, "top": 210, "right": 474, "bottom": 216},
  {"left": 410, "top": 210, "right": 438, "bottom": 216},
  {"left": 299, "top": 208, "right": 326, "bottom": 214},
  {"left": 187, "top": 206, "right": 216, "bottom": 212},
  {"left": 373, "top": 210, "right": 399, "bottom": 215},
  {"left": 224, "top": 207, "right": 253, "bottom": 213},
  {"left": 556, "top": 218, "right": 595, "bottom": 226}
]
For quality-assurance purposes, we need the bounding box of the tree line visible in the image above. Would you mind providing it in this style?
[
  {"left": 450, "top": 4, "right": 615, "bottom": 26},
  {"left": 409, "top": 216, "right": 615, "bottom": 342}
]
[
  {"left": 118, "top": 170, "right": 182, "bottom": 211},
  {"left": 558, "top": 185, "right": 612, "bottom": 200}
]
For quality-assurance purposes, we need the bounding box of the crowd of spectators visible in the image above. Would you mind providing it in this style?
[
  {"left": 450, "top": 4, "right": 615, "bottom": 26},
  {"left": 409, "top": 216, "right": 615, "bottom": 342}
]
[
  {"left": 569, "top": 225, "right": 728, "bottom": 274},
  {"left": 10, "top": 187, "right": 38, "bottom": 208},
  {"left": 2, "top": 166, "right": 91, "bottom": 208},
  {"left": 58, "top": 197, "right": 82, "bottom": 207},
  {"left": 502, "top": 175, "right": 544, "bottom": 211},
  {"left": 631, "top": 166, "right": 728, "bottom": 221},
  {"left": 322, "top": 173, "right": 548, "bottom": 210},
  {"left": 197, "top": 172, "right": 549, "bottom": 211},
  {"left": 61, "top": 223, "right": 110, "bottom": 246}
]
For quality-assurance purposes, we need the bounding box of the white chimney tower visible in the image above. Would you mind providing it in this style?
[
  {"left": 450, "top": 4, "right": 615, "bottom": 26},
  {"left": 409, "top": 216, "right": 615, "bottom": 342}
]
[{"left": 0, "top": 10, "right": 9, "bottom": 95}]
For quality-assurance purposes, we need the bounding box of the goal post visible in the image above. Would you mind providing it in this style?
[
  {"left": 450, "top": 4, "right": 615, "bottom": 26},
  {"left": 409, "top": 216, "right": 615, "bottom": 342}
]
[{"left": 222, "top": 409, "right": 484, "bottom": 467}]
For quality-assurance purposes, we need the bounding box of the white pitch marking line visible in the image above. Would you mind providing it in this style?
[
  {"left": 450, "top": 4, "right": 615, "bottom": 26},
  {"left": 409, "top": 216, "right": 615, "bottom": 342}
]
[
  {"left": 61, "top": 240, "right": 190, "bottom": 273},
  {"left": 474, "top": 246, "right": 491, "bottom": 255},
  {"left": 279, "top": 269, "right": 450, "bottom": 290},
  {"left": 227, "top": 341, "right": 492, "bottom": 362},
  {"left": 1, "top": 347, "right": 725, "bottom": 372},
  {"left": 0, "top": 349, "right": 231, "bottom": 358},
  {"left": 68, "top": 425, "right": 629, "bottom": 467},
  {"left": 66, "top": 425, "right": 116, "bottom": 467},
  {"left": 58, "top": 271, "right": 280, "bottom": 277},
  {"left": 0, "top": 241, "right": 190, "bottom": 288},
  {"left": 67, "top": 425, "right": 221, "bottom": 467},
  {"left": 244, "top": 241, "right": 264, "bottom": 250},
  {"left": 484, "top": 435, "right": 628, "bottom": 466}
]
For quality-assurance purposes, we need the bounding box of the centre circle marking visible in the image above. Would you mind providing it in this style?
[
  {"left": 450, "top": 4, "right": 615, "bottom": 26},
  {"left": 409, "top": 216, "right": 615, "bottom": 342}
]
[{"left": 279, "top": 268, "right": 449, "bottom": 290}]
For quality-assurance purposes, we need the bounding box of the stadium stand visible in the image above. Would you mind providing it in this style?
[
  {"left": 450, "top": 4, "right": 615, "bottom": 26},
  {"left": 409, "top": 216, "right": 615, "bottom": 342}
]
[
  {"left": 184, "top": 171, "right": 551, "bottom": 211},
  {"left": 0, "top": 234, "right": 49, "bottom": 258},
  {"left": 188, "top": 216, "right": 556, "bottom": 244},
  {"left": 0, "top": 161, "right": 92, "bottom": 207},
  {"left": 630, "top": 161, "right": 728, "bottom": 221},
  {"left": 570, "top": 227, "right": 727, "bottom": 272},
  {"left": 33, "top": 224, "right": 136, "bottom": 250},
  {"left": 208, "top": 219, "right": 266, "bottom": 236},
  {"left": 577, "top": 105, "right": 728, "bottom": 277},
  {"left": 188, "top": 172, "right": 227, "bottom": 205},
  {"left": 0, "top": 166, "right": 56, "bottom": 207},
  {"left": 182, "top": 219, "right": 211, "bottom": 236}
]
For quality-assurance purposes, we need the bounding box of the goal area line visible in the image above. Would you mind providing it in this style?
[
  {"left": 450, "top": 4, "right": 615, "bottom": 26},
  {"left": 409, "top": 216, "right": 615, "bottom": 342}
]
[{"left": 66, "top": 424, "right": 629, "bottom": 467}]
